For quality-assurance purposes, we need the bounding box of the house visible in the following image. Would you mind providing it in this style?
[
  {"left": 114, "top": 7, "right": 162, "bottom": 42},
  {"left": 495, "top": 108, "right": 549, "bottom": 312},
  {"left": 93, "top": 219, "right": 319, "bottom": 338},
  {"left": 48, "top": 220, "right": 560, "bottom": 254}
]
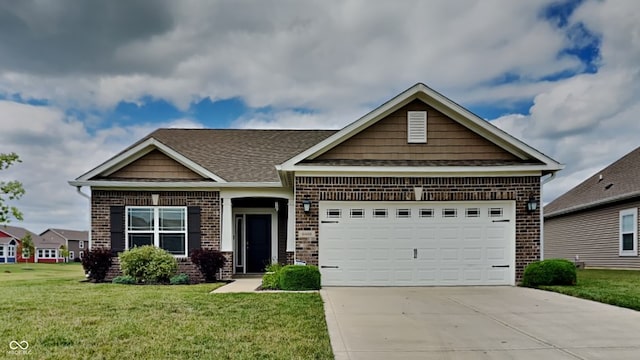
[
  {"left": 544, "top": 146, "right": 640, "bottom": 268},
  {"left": 0, "top": 225, "right": 65, "bottom": 263},
  {"left": 69, "top": 83, "right": 563, "bottom": 285},
  {"left": 40, "top": 229, "right": 89, "bottom": 262},
  {"left": 0, "top": 226, "right": 20, "bottom": 263}
]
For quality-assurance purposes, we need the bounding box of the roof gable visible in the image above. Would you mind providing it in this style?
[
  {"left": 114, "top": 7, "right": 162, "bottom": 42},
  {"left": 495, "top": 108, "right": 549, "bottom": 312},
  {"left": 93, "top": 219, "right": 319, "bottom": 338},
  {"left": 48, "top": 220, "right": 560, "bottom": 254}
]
[
  {"left": 280, "top": 83, "right": 563, "bottom": 172},
  {"left": 545, "top": 146, "right": 640, "bottom": 217},
  {"left": 107, "top": 149, "right": 205, "bottom": 180},
  {"left": 313, "top": 99, "right": 521, "bottom": 162}
]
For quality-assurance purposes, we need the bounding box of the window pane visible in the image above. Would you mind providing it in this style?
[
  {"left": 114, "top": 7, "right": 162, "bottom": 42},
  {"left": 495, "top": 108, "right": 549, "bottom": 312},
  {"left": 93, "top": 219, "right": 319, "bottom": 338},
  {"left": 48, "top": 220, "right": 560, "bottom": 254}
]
[
  {"left": 0, "top": 247, "right": 4, "bottom": 256},
  {"left": 160, "top": 234, "right": 185, "bottom": 255},
  {"left": 129, "top": 208, "right": 154, "bottom": 231},
  {"left": 623, "top": 233, "right": 635, "bottom": 251},
  {"left": 128, "top": 234, "right": 153, "bottom": 248},
  {"left": 159, "top": 208, "right": 185, "bottom": 231},
  {"left": 622, "top": 214, "right": 634, "bottom": 233}
]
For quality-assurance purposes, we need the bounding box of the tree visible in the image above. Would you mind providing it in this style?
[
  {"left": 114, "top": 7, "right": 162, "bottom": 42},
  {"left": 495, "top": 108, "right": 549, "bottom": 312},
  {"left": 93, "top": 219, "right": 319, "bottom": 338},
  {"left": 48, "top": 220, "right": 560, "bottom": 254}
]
[
  {"left": 60, "top": 244, "right": 70, "bottom": 262},
  {"left": 0, "top": 153, "right": 25, "bottom": 224},
  {"left": 19, "top": 234, "right": 35, "bottom": 263}
]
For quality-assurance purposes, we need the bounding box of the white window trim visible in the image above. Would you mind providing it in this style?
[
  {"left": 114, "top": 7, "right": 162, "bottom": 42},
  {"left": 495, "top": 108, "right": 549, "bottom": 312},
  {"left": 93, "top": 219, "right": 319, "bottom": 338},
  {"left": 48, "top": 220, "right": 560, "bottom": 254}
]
[
  {"left": 69, "top": 251, "right": 75, "bottom": 260},
  {"left": 7, "top": 244, "right": 15, "bottom": 258},
  {"left": 620, "top": 208, "right": 638, "bottom": 256},
  {"left": 79, "top": 251, "right": 84, "bottom": 259},
  {"left": 79, "top": 241, "right": 84, "bottom": 249},
  {"left": 125, "top": 206, "right": 188, "bottom": 257}
]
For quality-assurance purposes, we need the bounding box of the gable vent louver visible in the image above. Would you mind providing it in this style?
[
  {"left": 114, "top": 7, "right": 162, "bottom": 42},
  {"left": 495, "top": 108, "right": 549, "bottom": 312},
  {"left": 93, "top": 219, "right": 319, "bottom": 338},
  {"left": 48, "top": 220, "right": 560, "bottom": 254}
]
[{"left": 407, "top": 111, "right": 427, "bottom": 143}]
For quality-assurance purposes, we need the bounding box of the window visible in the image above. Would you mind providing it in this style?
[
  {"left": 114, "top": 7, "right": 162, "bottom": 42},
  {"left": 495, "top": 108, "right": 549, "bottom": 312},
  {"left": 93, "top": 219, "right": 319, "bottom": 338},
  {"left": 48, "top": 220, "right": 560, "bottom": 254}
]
[
  {"left": 79, "top": 241, "right": 84, "bottom": 249},
  {"left": 69, "top": 251, "right": 75, "bottom": 260},
  {"left": 443, "top": 209, "right": 457, "bottom": 218},
  {"left": 350, "top": 209, "right": 364, "bottom": 218},
  {"left": 126, "top": 207, "right": 188, "bottom": 256},
  {"left": 37, "top": 249, "right": 57, "bottom": 259},
  {"left": 466, "top": 208, "right": 480, "bottom": 218},
  {"left": 7, "top": 245, "right": 14, "bottom": 258},
  {"left": 79, "top": 251, "right": 84, "bottom": 259},
  {"left": 22, "top": 249, "right": 30, "bottom": 258},
  {"left": 620, "top": 208, "right": 638, "bottom": 256},
  {"left": 0, "top": 246, "right": 4, "bottom": 257},
  {"left": 373, "top": 209, "right": 388, "bottom": 218},
  {"left": 326, "top": 209, "right": 342, "bottom": 218},
  {"left": 396, "top": 209, "right": 411, "bottom": 218},
  {"left": 489, "top": 208, "right": 503, "bottom": 218},
  {"left": 420, "top": 209, "right": 434, "bottom": 218},
  {"left": 407, "top": 111, "right": 427, "bottom": 143}
]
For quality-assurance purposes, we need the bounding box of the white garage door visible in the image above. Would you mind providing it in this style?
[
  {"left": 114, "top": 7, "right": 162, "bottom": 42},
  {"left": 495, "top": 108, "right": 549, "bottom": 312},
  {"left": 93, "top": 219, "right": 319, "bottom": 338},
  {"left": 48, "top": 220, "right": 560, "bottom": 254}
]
[{"left": 319, "top": 201, "right": 515, "bottom": 286}]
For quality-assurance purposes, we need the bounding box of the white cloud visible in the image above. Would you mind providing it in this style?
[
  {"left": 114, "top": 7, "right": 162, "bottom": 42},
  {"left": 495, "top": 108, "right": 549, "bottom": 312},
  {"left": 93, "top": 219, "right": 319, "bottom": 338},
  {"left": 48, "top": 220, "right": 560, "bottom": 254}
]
[{"left": 0, "top": 101, "right": 203, "bottom": 233}]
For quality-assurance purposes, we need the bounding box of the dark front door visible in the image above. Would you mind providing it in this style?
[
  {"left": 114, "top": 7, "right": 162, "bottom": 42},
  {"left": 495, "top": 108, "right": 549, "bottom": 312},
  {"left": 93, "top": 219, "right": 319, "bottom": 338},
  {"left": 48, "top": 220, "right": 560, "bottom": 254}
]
[{"left": 246, "top": 214, "right": 271, "bottom": 272}]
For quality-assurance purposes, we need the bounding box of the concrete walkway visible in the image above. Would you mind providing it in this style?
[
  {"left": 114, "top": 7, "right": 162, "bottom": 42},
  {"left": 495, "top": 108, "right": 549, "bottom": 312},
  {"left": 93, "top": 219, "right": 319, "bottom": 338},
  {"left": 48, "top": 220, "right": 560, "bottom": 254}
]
[
  {"left": 210, "top": 277, "right": 262, "bottom": 293},
  {"left": 321, "top": 286, "right": 640, "bottom": 360}
]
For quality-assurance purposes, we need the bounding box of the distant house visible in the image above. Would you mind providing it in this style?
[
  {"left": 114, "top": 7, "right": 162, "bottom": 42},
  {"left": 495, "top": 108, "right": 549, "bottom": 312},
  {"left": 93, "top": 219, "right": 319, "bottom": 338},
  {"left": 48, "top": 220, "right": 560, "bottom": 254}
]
[
  {"left": 0, "top": 227, "right": 19, "bottom": 263},
  {"left": 544, "top": 146, "right": 640, "bottom": 267},
  {"left": 40, "top": 229, "right": 89, "bottom": 261}
]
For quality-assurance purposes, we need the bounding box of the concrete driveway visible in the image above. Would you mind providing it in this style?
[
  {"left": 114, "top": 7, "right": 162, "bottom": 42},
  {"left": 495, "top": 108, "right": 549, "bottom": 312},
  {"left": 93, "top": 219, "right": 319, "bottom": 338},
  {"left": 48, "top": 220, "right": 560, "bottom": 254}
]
[{"left": 321, "top": 286, "right": 640, "bottom": 360}]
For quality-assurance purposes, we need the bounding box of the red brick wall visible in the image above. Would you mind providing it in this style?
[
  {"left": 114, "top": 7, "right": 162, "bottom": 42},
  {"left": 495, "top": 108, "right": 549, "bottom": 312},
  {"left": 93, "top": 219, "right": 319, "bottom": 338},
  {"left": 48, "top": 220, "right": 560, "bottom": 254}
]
[
  {"left": 91, "top": 190, "right": 231, "bottom": 281},
  {"left": 294, "top": 176, "right": 541, "bottom": 282}
]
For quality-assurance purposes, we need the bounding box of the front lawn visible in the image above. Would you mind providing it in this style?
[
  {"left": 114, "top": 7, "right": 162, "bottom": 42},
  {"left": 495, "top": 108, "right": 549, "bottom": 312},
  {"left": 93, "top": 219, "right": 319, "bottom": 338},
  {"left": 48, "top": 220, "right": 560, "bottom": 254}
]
[
  {"left": 542, "top": 269, "right": 640, "bottom": 311},
  {"left": 0, "top": 263, "right": 333, "bottom": 359}
]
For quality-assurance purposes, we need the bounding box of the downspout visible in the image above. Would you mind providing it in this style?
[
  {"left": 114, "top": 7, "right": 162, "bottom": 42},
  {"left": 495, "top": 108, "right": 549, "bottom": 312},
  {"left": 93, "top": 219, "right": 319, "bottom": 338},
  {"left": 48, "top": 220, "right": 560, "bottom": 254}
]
[
  {"left": 75, "top": 186, "right": 92, "bottom": 250},
  {"left": 539, "top": 172, "right": 557, "bottom": 260}
]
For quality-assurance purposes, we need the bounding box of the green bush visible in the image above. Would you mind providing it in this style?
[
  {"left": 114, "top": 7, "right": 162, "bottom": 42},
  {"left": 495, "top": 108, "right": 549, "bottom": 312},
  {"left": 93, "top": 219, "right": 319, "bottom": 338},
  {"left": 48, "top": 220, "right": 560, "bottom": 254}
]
[
  {"left": 112, "top": 275, "right": 136, "bottom": 285},
  {"left": 278, "top": 265, "right": 321, "bottom": 291},
  {"left": 522, "top": 259, "right": 577, "bottom": 287},
  {"left": 261, "top": 263, "right": 283, "bottom": 290},
  {"left": 170, "top": 273, "right": 190, "bottom": 285},
  {"left": 119, "top": 246, "right": 178, "bottom": 284}
]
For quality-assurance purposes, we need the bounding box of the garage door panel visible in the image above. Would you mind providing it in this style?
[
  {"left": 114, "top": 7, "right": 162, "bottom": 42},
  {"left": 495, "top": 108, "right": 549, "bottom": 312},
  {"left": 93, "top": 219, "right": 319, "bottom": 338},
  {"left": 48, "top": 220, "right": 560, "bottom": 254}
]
[{"left": 319, "top": 201, "right": 514, "bottom": 286}]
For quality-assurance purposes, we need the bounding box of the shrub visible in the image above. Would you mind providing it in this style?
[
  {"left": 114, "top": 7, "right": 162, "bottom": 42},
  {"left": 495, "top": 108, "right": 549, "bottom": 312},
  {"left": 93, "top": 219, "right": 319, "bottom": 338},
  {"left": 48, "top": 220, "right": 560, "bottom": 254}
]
[
  {"left": 81, "top": 248, "right": 113, "bottom": 283},
  {"left": 190, "top": 249, "right": 226, "bottom": 282},
  {"left": 522, "top": 259, "right": 577, "bottom": 287},
  {"left": 119, "top": 246, "right": 178, "bottom": 284},
  {"left": 112, "top": 275, "right": 136, "bottom": 285},
  {"left": 278, "top": 265, "right": 321, "bottom": 291},
  {"left": 170, "top": 273, "right": 190, "bottom": 285},
  {"left": 261, "top": 263, "right": 283, "bottom": 290}
]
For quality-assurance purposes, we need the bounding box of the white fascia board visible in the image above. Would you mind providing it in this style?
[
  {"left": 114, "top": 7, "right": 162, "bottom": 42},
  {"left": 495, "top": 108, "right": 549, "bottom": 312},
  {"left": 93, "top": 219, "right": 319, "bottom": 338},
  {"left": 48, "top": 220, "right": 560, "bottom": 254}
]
[
  {"left": 68, "top": 180, "right": 282, "bottom": 190},
  {"left": 279, "top": 83, "right": 563, "bottom": 169},
  {"left": 75, "top": 138, "right": 227, "bottom": 183},
  {"left": 293, "top": 167, "right": 544, "bottom": 178},
  {"left": 220, "top": 188, "right": 293, "bottom": 200}
]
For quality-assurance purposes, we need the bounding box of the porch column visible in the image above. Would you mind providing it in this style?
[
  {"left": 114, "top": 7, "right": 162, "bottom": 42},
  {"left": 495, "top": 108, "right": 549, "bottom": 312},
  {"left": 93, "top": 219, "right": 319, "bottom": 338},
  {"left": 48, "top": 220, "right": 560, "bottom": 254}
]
[
  {"left": 221, "top": 197, "right": 233, "bottom": 252},
  {"left": 287, "top": 200, "right": 295, "bottom": 252}
]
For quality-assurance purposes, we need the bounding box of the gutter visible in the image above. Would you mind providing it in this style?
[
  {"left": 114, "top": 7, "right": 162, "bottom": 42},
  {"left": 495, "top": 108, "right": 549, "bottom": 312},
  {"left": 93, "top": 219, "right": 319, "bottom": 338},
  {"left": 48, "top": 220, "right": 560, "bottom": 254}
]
[{"left": 75, "top": 186, "right": 92, "bottom": 250}]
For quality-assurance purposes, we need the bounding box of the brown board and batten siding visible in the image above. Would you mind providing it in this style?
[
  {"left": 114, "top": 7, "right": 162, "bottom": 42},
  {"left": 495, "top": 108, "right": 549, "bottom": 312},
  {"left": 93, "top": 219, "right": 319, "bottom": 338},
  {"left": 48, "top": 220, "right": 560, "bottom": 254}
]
[
  {"left": 109, "top": 150, "right": 206, "bottom": 180},
  {"left": 544, "top": 198, "right": 640, "bottom": 268},
  {"left": 315, "top": 99, "right": 519, "bottom": 161}
]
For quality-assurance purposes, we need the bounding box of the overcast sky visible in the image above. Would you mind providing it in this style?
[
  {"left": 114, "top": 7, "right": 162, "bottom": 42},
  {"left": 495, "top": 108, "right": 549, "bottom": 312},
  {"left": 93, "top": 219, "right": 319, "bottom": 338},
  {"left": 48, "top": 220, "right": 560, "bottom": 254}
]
[{"left": 0, "top": 0, "right": 638, "bottom": 233}]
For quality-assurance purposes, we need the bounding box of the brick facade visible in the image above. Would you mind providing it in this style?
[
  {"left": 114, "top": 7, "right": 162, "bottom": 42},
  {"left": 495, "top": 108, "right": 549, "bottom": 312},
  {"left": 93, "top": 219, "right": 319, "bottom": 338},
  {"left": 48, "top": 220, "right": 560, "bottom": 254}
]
[
  {"left": 91, "top": 190, "right": 231, "bottom": 281},
  {"left": 294, "top": 176, "right": 541, "bottom": 282}
]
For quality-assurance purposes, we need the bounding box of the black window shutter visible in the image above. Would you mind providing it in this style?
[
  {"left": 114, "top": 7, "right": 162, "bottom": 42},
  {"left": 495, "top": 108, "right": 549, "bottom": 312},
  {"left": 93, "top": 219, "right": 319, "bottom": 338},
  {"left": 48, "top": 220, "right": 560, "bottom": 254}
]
[
  {"left": 187, "top": 206, "right": 201, "bottom": 255},
  {"left": 110, "top": 206, "right": 125, "bottom": 255}
]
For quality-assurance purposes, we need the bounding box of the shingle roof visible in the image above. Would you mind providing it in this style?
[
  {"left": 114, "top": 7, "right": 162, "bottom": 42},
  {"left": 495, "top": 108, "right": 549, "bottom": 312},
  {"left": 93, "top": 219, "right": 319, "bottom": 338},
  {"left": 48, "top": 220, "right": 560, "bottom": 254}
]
[
  {"left": 107, "top": 129, "right": 338, "bottom": 182},
  {"left": 545, "top": 146, "right": 640, "bottom": 217},
  {"left": 0, "top": 225, "right": 61, "bottom": 248},
  {"left": 47, "top": 228, "right": 88, "bottom": 241}
]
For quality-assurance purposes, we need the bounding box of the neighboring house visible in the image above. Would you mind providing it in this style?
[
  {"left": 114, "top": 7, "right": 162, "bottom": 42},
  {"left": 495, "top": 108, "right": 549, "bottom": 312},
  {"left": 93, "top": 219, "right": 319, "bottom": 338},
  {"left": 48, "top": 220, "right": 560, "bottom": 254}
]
[
  {"left": 544, "top": 146, "right": 640, "bottom": 268},
  {"left": 0, "top": 226, "right": 20, "bottom": 263},
  {"left": 69, "top": 83, "right": 563, "bottom": 285},
  {"left": 40, "top": 229, "right": 89, "bottom": 261},
  {"left": 0, "top": 225, "right": 65, "bottom": 263}
]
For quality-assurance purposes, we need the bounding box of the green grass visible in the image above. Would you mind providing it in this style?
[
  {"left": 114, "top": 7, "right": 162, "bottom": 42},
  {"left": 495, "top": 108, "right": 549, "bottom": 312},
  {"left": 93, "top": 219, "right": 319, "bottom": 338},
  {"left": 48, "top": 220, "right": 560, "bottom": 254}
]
[
  {"left": 542, "top": 269, "right": 640, "bottom": 311},
  {"left": 0, "top": 263, "right": 333, "bottom": 359}
]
